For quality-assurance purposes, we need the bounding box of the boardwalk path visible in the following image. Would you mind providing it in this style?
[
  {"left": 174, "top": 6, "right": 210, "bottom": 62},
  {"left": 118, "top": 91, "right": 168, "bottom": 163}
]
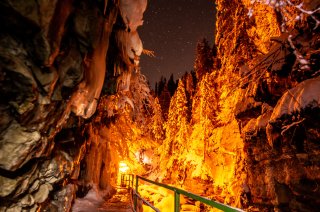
[
  {"left": 98, "top": 188, "right": 132, "bottom": 212},
  {"left": 72, "top": 187, "right": 133, "bottom": 212}
]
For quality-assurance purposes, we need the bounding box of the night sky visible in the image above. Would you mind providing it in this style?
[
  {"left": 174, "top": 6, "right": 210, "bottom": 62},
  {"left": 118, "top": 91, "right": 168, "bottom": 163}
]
[{"left": 139, "top": 0, "right": 216, "bottom": 87}]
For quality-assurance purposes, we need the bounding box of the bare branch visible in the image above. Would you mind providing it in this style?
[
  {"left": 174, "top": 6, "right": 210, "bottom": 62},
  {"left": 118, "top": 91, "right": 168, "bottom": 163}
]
[
  {"left": 288, "top": 34, "right": 311, "bottom": 71},
  {"left": 285, "top": 0, "right": 320, "bottom": 29},
  {"left": 143, "top": 49, "right": 155, "bottom": 57},
  {"left": 281, "top": 118, "right": 305, "bottom": 136}
]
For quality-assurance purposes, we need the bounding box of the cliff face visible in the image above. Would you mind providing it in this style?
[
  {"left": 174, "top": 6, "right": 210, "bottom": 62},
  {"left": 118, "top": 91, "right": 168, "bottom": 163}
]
[
  {"left": 223, "top": 0, "right": 320, "bottom": 210},
  {"left": 0, "top": 0, "right": 149, "bottom": 211},
  {"left": 156, "top": 0, "right": 320, "bottom": 211}
]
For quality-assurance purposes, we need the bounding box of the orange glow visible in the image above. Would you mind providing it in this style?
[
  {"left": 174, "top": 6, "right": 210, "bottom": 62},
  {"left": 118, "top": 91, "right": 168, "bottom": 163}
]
[{"left": 119, "top": 161, "right": 130, "bottom": 173}]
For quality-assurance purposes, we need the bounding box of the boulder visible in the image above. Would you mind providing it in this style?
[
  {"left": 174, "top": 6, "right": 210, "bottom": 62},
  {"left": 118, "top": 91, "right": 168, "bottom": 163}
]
[{"left": 0, "top": 121, "right": 41, "bottom": 171}]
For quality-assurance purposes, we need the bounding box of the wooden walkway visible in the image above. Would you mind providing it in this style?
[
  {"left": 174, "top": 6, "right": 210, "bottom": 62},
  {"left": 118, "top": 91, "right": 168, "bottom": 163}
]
[{"left": 98, "top": 188, "right": 133, "bottom": 212}]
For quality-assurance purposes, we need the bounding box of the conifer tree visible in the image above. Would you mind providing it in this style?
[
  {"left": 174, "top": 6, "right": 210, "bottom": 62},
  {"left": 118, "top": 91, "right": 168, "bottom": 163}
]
[
  {"left": 155, "top": 82, "right": 158, "bottom": 96},
  {"left": 162, "top": 80, "right": 189, "bottom": 156},
  {"left": 167, "top": 74, "right": 177, "bottom": 96},
  {"left": 192, "top": 73, "right": 219, "bottom": 124},
  {"left": 191, "top": 73, "right": 220, "bottom": 161},
  {"left": 151, "top": 97, "right": 164, "bottom": 141},
  {"left": 194, "top": 38, "right": 213, "bottom": 80}
]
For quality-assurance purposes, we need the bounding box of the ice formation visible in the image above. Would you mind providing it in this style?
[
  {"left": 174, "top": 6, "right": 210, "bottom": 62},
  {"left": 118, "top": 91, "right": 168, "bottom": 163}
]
[
  {"left": 117, "top": 30, "right": 143, "bottom": 65},
  {"left": 270, "top": 77, "right": 320, "bottom": 121},
  {"left": 119, "top": 0, "right": 147, "bottom": 31}
]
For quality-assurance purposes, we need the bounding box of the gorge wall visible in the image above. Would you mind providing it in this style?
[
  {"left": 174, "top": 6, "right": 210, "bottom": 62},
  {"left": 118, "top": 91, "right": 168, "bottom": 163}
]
[
  {"left": 213, "top": 0, "right": 320, "bottom": 210},
  {"left": 153, "top": 0, "right": 320, "bottom": 211},
  {"left": 0, "top": 0, "right": 151, "bottom": 211}
]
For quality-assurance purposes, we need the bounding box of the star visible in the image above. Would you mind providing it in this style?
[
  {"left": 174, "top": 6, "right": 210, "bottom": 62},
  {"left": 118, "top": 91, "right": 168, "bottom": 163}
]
[{"left": 139, "top": 0, "right": 216, "bottom": 87}]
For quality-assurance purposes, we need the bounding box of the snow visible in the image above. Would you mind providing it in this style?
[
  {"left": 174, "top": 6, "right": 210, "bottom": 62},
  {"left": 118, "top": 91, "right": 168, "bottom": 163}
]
[
  {"left": 288, "top": 35, "right": 311, "bottom": 71},
  {"left": 117, "top": 71, "right": 131, "bottom": 92},
  {"left": 139, "top": 184, "right": 174, "bottom": 212},
  {"left": 127, "top": 31, "right": 143, "bottom": 58},
  {"left": 256, "top": 103, "right": 273, "bottom": 129},
  {"left": 256, "top": 112, "right": 271, "bottom": 129},
  {"left": 117, "top": 30, "right": 143, "bottom": 61},
  {"left": 270, "top": 77, "right": 320, "bottom": 121},
  {"left": 72, "top": 185, "right": 103, "bottom": 212},
  {"left": 72, "top": 184, "right": 113, "bottom": 212},
  {"left": 116, "top": 1, "right": 147, "bottom": 66},
  {"left": 119, "top": 0, "right": 147, "bottom": 31},
  {"left": 281, "top": 118, "right": 305, "bottom": 136},
  {"left": 247, "top": 8, "right": 253, "bottom": 18}
]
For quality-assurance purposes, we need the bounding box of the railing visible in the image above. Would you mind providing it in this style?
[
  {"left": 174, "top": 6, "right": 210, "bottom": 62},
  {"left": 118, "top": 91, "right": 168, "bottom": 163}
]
[
  {"left": 132, "top": 189, "right": 160, "bottom": 212},
  {"left": 120, "top": 173, "right": 134, "bottom": 189},
  {"left": 134, "top": 175, "right": 244, "bottom": 212},
  {"left": 121, "top": 174, "right": 160, "bottom": 212}
]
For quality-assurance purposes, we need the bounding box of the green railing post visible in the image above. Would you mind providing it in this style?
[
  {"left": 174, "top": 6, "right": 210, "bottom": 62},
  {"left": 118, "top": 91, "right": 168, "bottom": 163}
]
[{"left": 174, "top": 190, "right": 180, "bottom": 212}]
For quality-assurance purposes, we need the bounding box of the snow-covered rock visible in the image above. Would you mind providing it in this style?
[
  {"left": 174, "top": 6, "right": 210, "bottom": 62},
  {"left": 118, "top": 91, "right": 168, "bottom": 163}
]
[
  {"left": 269, "top": 77, "right": 320, "bottom": 122},
  {"left": 119, "top": 0, "right": 147, "bottom": 31},
  {"left": 256, "top": 103, "right": 273, "bottom": 129},
  {"left": 72, "top": 184, "right": 104, "bottom": 212},
  {"left": 117, "top": 30, "right": 143, "bottom": 64}
]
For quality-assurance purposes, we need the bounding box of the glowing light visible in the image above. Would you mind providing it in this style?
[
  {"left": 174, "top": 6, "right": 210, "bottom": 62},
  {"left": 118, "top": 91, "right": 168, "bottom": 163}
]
[{"left": 119, "top": 161, "right": 129, "bottom": 173}]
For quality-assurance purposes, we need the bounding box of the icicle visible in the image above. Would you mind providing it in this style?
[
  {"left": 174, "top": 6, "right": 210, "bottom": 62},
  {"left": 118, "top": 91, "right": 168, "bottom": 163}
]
[
  {"left": 117, "top": 30, "right": 143, "bottom": 61},
  {"left": 70, "top": 7, "right": 118, "bottom": 119},
  {"left": 117, "top": 71, "right": 132, "bottom": 92}
]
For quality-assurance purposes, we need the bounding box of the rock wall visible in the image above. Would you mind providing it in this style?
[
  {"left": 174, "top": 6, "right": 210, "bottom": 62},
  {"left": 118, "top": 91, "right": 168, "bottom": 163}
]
[
  {"left": 156, "top": 0, "right": 320, "bottom": 211},
  {"left": 0, "top": 0, "right": 146, "bottom": 210},
  {"left": 216, "top": 0, "right": 320, "bottom": 209},
  {"left": 227, "top": 1, "right": 320, "bottom": 210}
]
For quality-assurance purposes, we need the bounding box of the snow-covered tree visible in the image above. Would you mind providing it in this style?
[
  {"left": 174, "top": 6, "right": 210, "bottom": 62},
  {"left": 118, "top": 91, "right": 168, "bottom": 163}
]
[
  {"left": 249, "top": 0, "right": 320, "bottom": 31},
  {"left": 151, "top": 97, "right": 165, "bottom": 141},
  {"left": 162, "top": 80, "right": 189, "bottom": 156},
  {"left": 192, "top": 73, "right": 219, "bottom": 125}
]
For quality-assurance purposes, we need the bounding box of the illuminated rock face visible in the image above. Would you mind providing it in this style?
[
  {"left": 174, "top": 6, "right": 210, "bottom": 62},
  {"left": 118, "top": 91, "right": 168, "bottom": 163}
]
[
  {"left": 155, "top": 0, "right": 320, "bottom": 211},
  {"left": 0, "top": 0, "right": 131, "bottom": 210},
  {"left": 0, "top": 0, "right": 151, "bottom": 210}
]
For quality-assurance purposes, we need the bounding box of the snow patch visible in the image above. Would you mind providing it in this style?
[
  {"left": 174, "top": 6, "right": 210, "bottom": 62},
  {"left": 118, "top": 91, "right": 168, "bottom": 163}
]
[
  {"left": 270, "top": 77, "right": 320, "bottom": 122},
  {"left": 128, "top": 31, "right": 143, "bottom": 58},
  {"left": 117, "top": 30, "right": 143, "bottom": 61},
  {"left": 256, "top": 103, "right": 273, "bottom": 129},
  {"left": 72, "top": 184, "right": 113, "bottom": 212},
  {"left": 139, "top": 184, "right": 174, "bottom": 211},
  {"left": 119, "top": 0, "right": 147, "bottom": 31}
]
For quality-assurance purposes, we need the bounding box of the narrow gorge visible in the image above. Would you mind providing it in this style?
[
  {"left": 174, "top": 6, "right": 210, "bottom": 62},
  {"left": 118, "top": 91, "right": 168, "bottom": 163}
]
[{"left": 0, "top": 0, "right": 319, "bottom": 211}]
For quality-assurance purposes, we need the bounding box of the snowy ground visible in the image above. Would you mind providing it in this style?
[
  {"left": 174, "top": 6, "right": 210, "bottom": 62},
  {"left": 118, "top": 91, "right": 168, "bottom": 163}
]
[{"left": 72, "top": 184, "right": 132, "bottom": 212}]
